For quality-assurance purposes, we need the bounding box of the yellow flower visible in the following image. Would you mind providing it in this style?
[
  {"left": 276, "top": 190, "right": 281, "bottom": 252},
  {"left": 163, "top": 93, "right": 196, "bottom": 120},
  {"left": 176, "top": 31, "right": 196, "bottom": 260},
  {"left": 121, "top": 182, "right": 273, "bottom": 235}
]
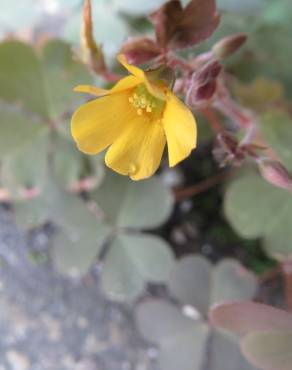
[{"left": 71, "top": 55, "right": 197, "bottom": 180}]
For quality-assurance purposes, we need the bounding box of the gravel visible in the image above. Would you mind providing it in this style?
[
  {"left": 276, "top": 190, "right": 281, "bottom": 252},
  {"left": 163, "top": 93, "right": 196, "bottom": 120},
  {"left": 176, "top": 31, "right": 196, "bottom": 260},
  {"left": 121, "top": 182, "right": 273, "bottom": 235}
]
[{"left": 0, "top": 209, "right": 156, "bottom": 370}]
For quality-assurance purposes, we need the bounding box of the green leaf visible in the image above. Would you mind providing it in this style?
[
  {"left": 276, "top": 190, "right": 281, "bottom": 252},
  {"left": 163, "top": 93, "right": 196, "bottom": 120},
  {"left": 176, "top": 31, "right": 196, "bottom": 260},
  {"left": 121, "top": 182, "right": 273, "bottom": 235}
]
[
  {"left": 89, "top": 155, "right": 105, "bottom": 189},
  {"left": 41, "top": 39, "right": 92, "bottom": 120},
  {"left": 210, "top": 259, "right": 258, "bottom": 306},
  {"left": 42, "top": 180, "right": 107, "bottom": 236},
  {"left": 54, "top": 135, "right": 84, "bottom": 188},
  {"left": 136, "top": 300, "right": 209, "bottom": 370},
  {"left": 168, "top": 255, "right": 257, "bottom": 315},
  {"left": 225, "top": 173, "right": 284, "bottom": 239},
  {"left": 14, "top": 197, "right": 50, "bottom": 229},
  {"left": 224, "top": 172, "right": 292, "bottom": 260},
  {"left": 0, "top": 103, "right": 47, "bottom": 157},
  {"left": 14, "top": 178, "right": 111, "bottom": 243},
  {"left": 1, "top": 131, "right": 49, "bottom": 196},
  {"left": 92, "top": 172, "right": 174, "bottom": 229},
  {"left": 242, "top": 331, "right": 292, "bottom": 370},
  {"left": 136, "top": 300, "right": 255, "bottom": 370},
  {"left": 15, "top": 182, "right": 112, "bottom": 274},
  {"left": 101, "top": 234, "right": 174, "bottom": 301},
  {"left": 261, "top": 110, "right": 292, "bottom": 171},
  {"left": 0, "top": 41, "right": 49, "bottom": 119},
  {"left": 168, "top": 255, "right": 211, "bottom": 314},
  {"left": 53, "top": 222, "right": 110, "bottom": 275},
  {"left": 210, "top": 329, "right": 256, "bottom": 370},
  {"left": 102, "top": 234, "right": 174, "bottom": 300},
  {"left": 14, "top": 179, "right": 111, "bottom": 273}
]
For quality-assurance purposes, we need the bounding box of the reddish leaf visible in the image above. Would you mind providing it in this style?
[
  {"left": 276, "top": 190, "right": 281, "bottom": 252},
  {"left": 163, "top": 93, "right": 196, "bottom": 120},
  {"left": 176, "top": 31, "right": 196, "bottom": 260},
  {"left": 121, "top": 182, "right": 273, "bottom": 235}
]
[
  {"left": 150, "top": 0, "right": 220, "bottom": 50},
  {"left": 121, "top": 37, "right": 160, "bottom": 65},
  {"left": 210, "top": 301, "right": 292, "bottom": 335}
]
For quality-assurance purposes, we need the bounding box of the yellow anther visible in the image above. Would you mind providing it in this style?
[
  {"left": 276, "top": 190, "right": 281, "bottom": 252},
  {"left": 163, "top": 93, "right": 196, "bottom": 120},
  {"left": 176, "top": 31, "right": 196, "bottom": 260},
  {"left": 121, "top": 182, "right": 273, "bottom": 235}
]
[{"left": 128, "top": 84, "right": 164, "bottom": 117}]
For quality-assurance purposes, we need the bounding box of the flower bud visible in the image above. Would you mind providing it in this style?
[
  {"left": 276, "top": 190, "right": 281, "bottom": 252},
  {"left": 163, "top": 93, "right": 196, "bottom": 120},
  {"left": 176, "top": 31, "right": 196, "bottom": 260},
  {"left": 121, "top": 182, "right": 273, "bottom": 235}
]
[
  {"left": 187, "top": 60, "right": 222, "bottom": 107},
  {"left": 258, "top": 158, "right": 292, "bottom": 191},
  {"left": 212, "top": 33, "right": 247, "bottom": 59}
]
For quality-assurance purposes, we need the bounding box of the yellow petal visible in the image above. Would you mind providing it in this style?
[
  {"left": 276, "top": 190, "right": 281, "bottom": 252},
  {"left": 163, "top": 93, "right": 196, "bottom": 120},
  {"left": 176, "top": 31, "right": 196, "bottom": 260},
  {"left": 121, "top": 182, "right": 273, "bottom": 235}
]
[
  {"left": 117, "top": 54, "right": 167, "bottom": 101},
  {"left": 71, "top": 91, "right": 135, "bottom": 155},
  {"left": 163, "top": 92, "right": 197, "bottom": 167},
  {"left": 117, "top": 54, "right": 145, "bottom": 80},
  {"left": 74, "top": 75, "right": 140, "bottom": 97},
  {"left": 74, "top": 85, "right": 109, "bottom": 96},
  {"left": 111, "top": 75, "right": 141, "bottom": 93},
  {"left": 105, "top": 117, "right": 166, "bottom": 180}
]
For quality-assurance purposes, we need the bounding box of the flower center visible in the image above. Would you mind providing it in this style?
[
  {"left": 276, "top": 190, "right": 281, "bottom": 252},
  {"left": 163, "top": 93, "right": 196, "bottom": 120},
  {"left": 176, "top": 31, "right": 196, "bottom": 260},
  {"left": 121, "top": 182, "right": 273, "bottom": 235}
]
[{"left": 128, "top": 84, "right": 165, "bottom": 117}]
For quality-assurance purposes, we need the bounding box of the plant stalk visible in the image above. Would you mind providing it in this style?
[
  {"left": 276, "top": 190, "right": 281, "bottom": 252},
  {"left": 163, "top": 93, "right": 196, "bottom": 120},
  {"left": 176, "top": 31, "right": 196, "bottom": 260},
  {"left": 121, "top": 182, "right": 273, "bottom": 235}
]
[{"left": 282, "top": 261, "right": 292, "bottom": 311}]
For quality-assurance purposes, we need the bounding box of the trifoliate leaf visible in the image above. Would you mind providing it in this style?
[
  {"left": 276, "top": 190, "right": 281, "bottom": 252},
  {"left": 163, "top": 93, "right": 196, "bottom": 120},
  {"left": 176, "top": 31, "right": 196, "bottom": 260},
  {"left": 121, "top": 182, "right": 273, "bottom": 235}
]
[
  {"left": 101, "top": 233, "right": 174, "bottom": 301},
  {"left": 225, "top": 171, "right": 292, "bottom": 260},
  {"left": 92, "top": 171, "right": 173, "bottom": 229}
]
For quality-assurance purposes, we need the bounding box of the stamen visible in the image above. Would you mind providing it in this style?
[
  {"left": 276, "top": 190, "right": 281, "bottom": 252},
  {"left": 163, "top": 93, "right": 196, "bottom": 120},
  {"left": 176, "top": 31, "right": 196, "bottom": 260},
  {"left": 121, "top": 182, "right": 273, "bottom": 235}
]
[{"left": 128, "top": 84, "right": 165, "bottom": 117}]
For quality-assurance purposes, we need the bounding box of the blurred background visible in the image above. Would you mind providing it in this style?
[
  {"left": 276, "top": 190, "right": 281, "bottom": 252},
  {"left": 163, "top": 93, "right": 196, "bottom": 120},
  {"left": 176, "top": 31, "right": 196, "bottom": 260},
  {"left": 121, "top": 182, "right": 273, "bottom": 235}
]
[{"left": 0, "top": 0, "right": 291, "bottom": 369}]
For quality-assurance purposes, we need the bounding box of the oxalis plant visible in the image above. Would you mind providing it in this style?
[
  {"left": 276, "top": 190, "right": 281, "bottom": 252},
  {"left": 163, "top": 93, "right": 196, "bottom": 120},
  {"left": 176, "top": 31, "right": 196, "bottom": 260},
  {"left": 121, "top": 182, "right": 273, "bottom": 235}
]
[{"left": 0, "top": 0, "right": 292, "bottom": 369}]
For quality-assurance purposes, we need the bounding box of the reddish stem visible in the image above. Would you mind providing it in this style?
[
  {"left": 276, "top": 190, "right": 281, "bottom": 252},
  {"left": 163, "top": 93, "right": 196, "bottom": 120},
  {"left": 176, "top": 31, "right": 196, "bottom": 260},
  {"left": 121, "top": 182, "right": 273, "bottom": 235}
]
[
  {"left": 259, "top": 264, "right": 281, "bottom": 284},
  {"left": 174, "top": 171, "right": 229, "bottom": 201},
  {"left": 214, "top": 96, "right": 252, "bottom": 129},
  {"left": 214, "top": 82, "right": 255, "bottom": 130},
  {"left": 282, "top": 261, "right": 292, "bottom": 311},
  {"left": 167, "top": 55, "right": 194, "bottom": 73},
  {"left": 201, "top": 107, "right": 225, "bottom": 134}
]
